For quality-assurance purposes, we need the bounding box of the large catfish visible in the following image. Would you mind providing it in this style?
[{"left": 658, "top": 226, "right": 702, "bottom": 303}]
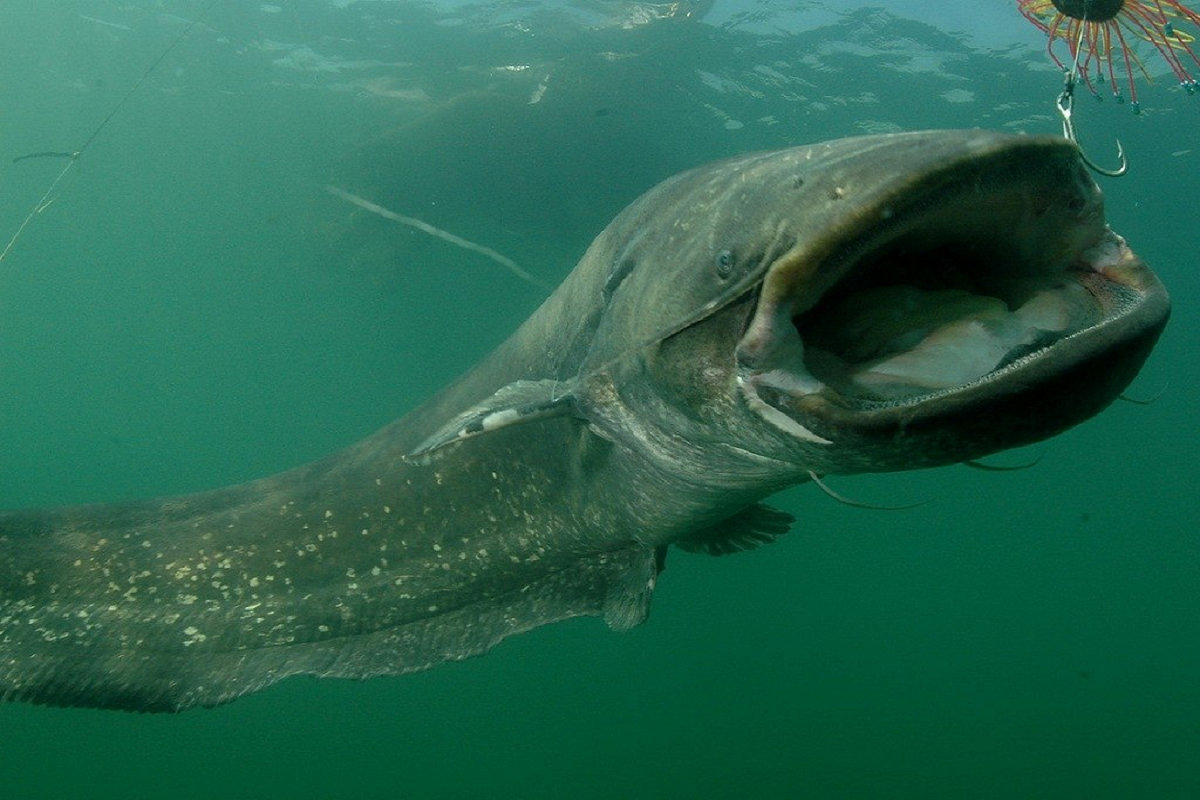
[{"left": 0, "top": 130, "right": 1169, "bottom": 711}]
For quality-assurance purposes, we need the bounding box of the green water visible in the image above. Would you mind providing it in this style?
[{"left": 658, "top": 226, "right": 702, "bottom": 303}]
[{"left": 0, "top": 1, "right": 1197, "bottom": 798}]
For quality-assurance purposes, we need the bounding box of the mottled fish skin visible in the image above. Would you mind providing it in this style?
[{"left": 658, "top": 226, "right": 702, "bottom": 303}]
[{"left": 0, "top": 131, "right": 1169, "bottom": 711}]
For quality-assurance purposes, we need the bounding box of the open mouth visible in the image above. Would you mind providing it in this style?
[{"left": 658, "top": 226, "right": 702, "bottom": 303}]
[
  {"left": 794, "top": 199, "right": 1138, "bottom": 405},
  {"left": 736, "top": 137, "right": 1169, "bottom": 452}
]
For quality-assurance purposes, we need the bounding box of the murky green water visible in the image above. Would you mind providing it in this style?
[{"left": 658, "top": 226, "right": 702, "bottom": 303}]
[{"left": 1, "top": 1, "right": 1197, "bottom": 797}]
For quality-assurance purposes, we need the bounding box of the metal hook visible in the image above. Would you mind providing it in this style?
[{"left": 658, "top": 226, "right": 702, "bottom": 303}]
[{"left": 1056, "top": 65, "right": 1128, "bottom": 177}]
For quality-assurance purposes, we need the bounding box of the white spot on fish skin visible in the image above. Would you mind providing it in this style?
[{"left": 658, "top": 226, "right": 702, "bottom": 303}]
[
  {"left": 324, "top": 510, "right": 333, "bottom": 519},
  {"left": 181, "top": 625, "right": 208, "bottom": 646},
  {"left": 481, "top": 409, "right": 521, "bottom": 431}
]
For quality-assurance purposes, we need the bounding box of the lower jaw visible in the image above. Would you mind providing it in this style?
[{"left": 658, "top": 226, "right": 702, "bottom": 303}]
[{"left": 747, "top": 305, "right": 1167, "bottom": 474}]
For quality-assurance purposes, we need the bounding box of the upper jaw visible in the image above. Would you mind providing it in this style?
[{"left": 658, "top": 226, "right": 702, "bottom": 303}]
[{"left": 733, "top": 143, "right": 1170, "bottom": 470}]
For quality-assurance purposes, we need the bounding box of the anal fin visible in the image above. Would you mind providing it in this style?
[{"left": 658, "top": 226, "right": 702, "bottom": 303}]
[{"left": 0, "top": 542, "right": 663, "bottom": 712}]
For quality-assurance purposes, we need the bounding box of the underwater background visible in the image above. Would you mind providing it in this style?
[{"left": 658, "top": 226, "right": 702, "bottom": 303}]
[{"left": 0, "top": 1, "right": 1196, "bottom": 797}]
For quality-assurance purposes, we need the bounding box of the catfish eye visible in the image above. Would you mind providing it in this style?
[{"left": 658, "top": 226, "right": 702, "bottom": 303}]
[{"left": 715, "top": 249, "right": 734, "bottom": 278}]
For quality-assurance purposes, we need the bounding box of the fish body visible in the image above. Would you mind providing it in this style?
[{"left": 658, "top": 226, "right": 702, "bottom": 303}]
[{"left": 0, "top": 130, "right": 1169, "bottom": 711}]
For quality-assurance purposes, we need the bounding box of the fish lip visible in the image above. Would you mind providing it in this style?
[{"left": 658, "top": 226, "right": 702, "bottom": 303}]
[{"left": 735, "top": 136, "right": 1171, "bottom": 460}]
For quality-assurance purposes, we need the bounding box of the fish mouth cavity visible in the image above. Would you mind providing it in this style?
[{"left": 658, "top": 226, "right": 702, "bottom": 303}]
[{"left": 737, "top": 145, "right": 1169, "bottom": 439}]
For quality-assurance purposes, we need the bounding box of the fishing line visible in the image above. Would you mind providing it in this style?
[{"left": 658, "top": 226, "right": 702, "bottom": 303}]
[{"left": 1, "top": 3, "right": 216, "bottom": 263}]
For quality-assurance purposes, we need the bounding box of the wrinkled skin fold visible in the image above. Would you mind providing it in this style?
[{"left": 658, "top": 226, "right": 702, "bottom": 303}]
[{"left": 0, "top": 130, "right": 1169, "bottom": 711}]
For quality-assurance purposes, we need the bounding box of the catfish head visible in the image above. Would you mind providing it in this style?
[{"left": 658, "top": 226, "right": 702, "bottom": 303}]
[{"left": 580, "top": 130, "right": 1169, "bottom": 483}]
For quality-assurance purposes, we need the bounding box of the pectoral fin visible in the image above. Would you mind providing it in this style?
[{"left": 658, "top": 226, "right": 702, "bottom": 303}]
[
  {"left": 407, "top": 379, "right": 579, "bottom": 459},
  {"left": 675, "top": 504, "right": 795, "bottom": 556}
]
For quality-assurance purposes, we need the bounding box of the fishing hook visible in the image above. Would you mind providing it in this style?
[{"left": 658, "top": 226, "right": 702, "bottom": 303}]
[
  {"left": 1057, "top": 71, "right": 1127, "bottom": 177},
  {"left": 1056, "top": 22, "right": 1127, "bottom": 177}
]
